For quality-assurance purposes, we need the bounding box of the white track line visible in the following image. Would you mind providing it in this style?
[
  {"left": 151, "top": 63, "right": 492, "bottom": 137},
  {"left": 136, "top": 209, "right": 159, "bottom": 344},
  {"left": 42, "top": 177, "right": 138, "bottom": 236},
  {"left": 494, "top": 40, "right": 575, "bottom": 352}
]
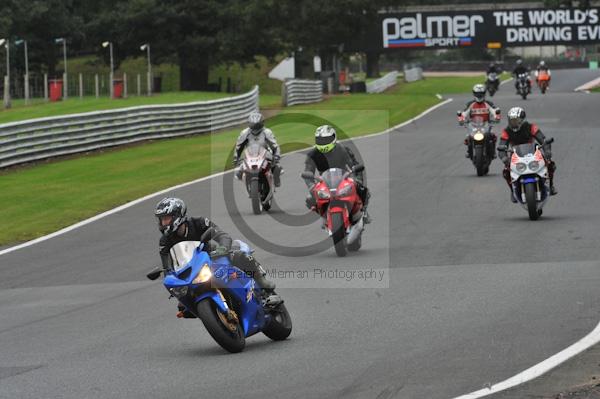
[
  {"left": 0, "top": 97, "right": 453, "bottom": 257},
  {"left": 453, "top": 320, "right": 600, "bottom": 399},
  {"left": 574, "top": 76, "right": 600, "bottom": 92},
  {"left": 499, "top": 77, "right": 514, "bottom": 86}
]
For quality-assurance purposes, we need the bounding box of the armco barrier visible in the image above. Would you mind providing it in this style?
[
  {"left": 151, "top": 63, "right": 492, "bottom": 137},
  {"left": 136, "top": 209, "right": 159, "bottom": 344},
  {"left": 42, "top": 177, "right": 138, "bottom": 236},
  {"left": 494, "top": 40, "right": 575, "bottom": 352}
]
[
  {"left": 282, "top": 79, "right": 323, "bottom": 106},
  {"left": 366, "top": 71, "right": 399, "bottom": 93},
  {"left": 404, "top": 67, "right": 423, "bottom": 83},
  {"left": 0, "top": 86, "right": 259, "bottom": 168}
]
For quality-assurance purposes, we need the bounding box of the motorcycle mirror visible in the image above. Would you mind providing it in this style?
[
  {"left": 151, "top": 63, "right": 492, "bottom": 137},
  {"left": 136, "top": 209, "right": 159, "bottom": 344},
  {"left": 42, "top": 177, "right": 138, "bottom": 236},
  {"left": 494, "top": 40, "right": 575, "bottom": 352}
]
[
  {"left": 352, "top": 164, "right": 365, "bottom": 174},
  {"left": 456, "top": 110, "right": 462, "bottom": 116},
  {"left": 200, "top": 227, "right": 215, "bottom": 243},
  {"left": 146, "top": 268, "right": 162, "bottom": 281},
  {"left": 301, "top": 171, "right": 315, "bottom": 180}
]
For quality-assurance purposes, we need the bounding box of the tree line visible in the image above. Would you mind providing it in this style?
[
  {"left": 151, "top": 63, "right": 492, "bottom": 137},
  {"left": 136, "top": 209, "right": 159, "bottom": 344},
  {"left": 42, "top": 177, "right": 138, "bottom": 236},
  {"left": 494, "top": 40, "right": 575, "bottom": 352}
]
[{"left": 0, "top": 0, "right": 569, "bottom": 90}]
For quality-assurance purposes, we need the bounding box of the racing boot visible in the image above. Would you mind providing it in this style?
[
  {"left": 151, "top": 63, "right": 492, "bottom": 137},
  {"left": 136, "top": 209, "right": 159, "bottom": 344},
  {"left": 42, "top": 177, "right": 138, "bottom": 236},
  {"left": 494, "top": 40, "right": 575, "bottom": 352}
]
[
  {"left": 362, "top": 208, "right": 372, "bottom": 224},
  {"left": 272, "top": 164, "right": 282, "bottom": 187}
]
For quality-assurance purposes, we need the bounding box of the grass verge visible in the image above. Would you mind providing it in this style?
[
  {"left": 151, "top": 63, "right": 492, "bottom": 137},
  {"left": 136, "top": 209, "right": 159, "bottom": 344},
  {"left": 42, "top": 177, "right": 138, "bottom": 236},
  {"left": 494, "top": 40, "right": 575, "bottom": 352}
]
[{"left": 0, "top": 75, "right": 480, "bottom": 246}]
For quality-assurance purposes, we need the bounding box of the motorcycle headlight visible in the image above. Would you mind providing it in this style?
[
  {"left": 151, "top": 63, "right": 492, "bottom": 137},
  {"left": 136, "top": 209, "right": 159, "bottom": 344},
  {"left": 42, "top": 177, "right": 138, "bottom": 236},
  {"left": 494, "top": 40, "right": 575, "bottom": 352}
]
[
  {"left": 192, "top": 264, "right": 212, "bottom": 284},
  {"left": 170, "top": 286, "right": 188, "bottom": 297},
  {"left": 528, "top": 161, "right": 540, "bottom": 171},
  {"left": 317, "top": 189, "right": 330, "bottom": 199},
  {"left": 515, "top": 162, "right": 527, "bottom": 173},
  {"left": 473, "top": 132, "right": 485, "bottom": 141},
  {"left": 337, "top": 184, "right": 352, "bottom": 197}
]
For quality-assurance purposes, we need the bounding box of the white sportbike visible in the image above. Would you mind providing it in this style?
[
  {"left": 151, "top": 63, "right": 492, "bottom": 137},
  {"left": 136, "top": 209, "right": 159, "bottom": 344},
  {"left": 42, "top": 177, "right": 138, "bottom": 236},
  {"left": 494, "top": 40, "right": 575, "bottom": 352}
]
[{"left": 506, "top": 139, "right": 554, "bottom": 220}]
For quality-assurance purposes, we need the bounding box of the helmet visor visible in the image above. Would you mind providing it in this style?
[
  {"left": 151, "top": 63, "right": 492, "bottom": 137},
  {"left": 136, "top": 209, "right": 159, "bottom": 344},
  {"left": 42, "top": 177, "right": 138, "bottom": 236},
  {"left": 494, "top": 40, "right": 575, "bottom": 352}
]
[
  {"left": 315, "top": 135, "right": 335, "bottom": 145},
  {"left": 158, "top": 215, "right": 173, "bottom": 232},
  {"left": 508, "top": 117, "right": 523, "bottom": 131}
]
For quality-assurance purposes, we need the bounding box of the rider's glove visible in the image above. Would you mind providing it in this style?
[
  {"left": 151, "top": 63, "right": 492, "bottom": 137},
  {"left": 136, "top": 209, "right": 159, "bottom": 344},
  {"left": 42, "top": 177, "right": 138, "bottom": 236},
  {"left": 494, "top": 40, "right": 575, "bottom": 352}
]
[{"left": 210, "top": 245, "right": 230, "bottom": 258}]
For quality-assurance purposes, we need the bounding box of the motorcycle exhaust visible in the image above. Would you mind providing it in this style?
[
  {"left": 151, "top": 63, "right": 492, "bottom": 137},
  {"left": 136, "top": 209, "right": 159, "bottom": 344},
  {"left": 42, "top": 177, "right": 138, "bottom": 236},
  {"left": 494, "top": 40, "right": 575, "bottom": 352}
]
[{"left": 346, "top": 218, "right": 364, "bottom": 245}]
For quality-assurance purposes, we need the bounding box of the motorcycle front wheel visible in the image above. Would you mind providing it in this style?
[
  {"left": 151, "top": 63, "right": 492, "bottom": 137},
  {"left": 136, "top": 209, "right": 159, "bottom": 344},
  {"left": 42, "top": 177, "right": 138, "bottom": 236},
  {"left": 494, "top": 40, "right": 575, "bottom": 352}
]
[
  {"left": 474, "top": 146, "right": 486, "bottom": 176},
  {"left": 331, "top": 212, "right": 348, "bottom": 257},
  {"left": 249, "top": 179, "right": 262, "bottom": 215},
  {"left": 524, "top": 183, "right": 540, "bottom": 221},
  {"left": 197, "top": 299, "right": 245, "bottom": 353}
]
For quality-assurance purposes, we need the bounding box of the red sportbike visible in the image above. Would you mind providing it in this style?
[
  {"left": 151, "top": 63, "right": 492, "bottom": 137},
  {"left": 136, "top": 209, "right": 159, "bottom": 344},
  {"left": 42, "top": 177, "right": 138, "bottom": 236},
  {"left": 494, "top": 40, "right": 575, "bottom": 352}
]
[{"left": 302, "top": 165, "right": 365, "bottom": 257}]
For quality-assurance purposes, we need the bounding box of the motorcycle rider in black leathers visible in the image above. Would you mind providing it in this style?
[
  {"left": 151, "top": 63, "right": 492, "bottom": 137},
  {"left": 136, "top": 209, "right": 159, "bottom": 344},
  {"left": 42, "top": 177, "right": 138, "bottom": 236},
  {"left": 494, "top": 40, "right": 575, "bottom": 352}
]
[
  {"left": 512, "top": 59, "right": 531, "bottom": 93},
  {"left": 486, "top": 62, "right": 501, "bottom": 92},
  {"left": 498, "top": 107, "right": 557, "bottom": 203},
  {"left": 302, "top": 125, "right": 371, "bottom": 223},
  {"left": 154, "top": 197, "right": 278, "bottom": 318},
  {"left": 233, "top": 112, "right": 283, "bottom": 187},
  {"left": 487, "top": 62, "right": 501, "bottom": 75}
]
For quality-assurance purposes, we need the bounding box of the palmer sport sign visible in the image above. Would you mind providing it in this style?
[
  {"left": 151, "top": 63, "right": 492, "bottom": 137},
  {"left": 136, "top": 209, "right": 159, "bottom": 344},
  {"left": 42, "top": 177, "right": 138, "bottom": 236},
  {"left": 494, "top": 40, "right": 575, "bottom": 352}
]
[{"left": 379, "top": 8, "right": 600, "bottom": 50}]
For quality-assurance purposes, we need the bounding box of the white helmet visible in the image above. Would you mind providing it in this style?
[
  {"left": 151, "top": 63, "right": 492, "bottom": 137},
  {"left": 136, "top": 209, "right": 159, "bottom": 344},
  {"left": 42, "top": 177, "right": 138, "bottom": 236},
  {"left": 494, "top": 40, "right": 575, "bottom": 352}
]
[
  {"left": 472, "top": 84, "right": 486, "bottom": 103},
  {"left": 315, "top": 125, "right": 337, "bottom": 153},
  {"left": 507, "top": 107, "right": 526, "bottom": 132},
  {"left": 539, "top": 60, "right": 546, "bottom": 67},
  {"left": 248, "top": 112, "right": 264, "bottom": 135}
]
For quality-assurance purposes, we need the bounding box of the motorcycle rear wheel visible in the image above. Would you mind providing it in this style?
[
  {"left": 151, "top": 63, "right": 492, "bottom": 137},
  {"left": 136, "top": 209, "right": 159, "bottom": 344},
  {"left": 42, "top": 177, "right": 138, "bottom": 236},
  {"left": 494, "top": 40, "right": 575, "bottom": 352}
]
[
  {"left": 348, "top": 233, "right": 362, "bottom": 252},
  {"left": 331, "top": 213, "right": 347, "bottom": 257},
  {"left": 263, "top": 303, "right": 292, "bottom": 341},
  {"left": 197, "top": 299, "right": 245, "bottom": 353}
]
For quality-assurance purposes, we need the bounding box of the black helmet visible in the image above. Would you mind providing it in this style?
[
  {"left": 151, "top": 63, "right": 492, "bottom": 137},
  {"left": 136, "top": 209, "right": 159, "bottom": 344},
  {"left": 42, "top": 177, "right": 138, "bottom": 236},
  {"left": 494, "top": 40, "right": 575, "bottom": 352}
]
[
  {"left": 472, "top": 84, "right": 486, "bottom": 103},
  {"left": 155, "top": 197, "right": 187, "bottom": 236},
  {"left": 507, "top": 107, "right": 526, "bottom": 132},
  {"left": 248, "top": 112, "right": 264, "bottom": 135}
]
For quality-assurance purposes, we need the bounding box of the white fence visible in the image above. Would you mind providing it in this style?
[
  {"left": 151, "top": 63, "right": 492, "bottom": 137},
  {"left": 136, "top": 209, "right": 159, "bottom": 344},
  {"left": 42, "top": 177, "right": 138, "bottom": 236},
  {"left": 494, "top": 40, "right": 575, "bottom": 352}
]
[
  {"left": 0, "top": 86, "right": 259, "bottom": 168},
  {"left": 282, "top": 79, "right": 323, "bottom": 106},
  {"left": 366, "top": 71, "right": 399, "bottom": 93}
]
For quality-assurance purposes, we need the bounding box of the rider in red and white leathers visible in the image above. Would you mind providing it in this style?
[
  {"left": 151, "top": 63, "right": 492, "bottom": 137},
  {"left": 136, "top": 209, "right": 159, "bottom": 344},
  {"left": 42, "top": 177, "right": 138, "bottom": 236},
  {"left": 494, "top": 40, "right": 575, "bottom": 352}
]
[{"left": 457, "top": 84, "right": 501, "bottom": 159}]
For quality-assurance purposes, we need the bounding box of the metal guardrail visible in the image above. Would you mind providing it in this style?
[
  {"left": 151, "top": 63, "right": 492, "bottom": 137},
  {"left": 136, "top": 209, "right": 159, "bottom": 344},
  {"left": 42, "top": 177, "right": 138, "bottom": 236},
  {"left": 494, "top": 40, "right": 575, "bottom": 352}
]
[
  {"left": 366, "top": 71, "right": 400, "bottom": 93},
  {"left": 0, "top": 86, "right": 259, "bottom": 168},
  {"left": 404, "top": 67, "right": 424, "bottom": 83},
  {"left": 282, "top": 79, "right": 323, "bottom": 106}
]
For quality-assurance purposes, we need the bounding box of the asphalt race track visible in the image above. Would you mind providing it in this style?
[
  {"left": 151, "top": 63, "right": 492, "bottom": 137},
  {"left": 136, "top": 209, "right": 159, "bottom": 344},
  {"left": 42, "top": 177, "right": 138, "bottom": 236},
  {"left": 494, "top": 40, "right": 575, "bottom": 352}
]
[{"left": 1, "top": 69, "right": 599, "bottom": 399}]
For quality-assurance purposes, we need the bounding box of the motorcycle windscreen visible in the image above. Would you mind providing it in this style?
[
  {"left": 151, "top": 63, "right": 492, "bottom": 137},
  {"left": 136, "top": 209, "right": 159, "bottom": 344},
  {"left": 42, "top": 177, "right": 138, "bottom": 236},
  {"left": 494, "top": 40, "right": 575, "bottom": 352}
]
[
  {"left": 169, "top": 241, "right": 201, "bottom": 272},
  {"left": 513, "top": 143, "right": 537, "bottom": 157},
  {"left": 321, "top": 168, "right": 346, "bottom": 190},
  {"left": 470, "top": 116, "right": 487, "bottom": 129},
  {"left": 245, "top": 143, "right": 264, "bottom": 158}
]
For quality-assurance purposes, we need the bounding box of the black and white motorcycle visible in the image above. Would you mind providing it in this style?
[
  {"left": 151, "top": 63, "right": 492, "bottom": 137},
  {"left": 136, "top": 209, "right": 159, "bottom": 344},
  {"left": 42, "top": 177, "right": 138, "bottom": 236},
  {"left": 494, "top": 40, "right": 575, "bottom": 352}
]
[
  {"left": 503, "top": 139, "right": 554, "bottom": 220},
  {"left": 516, "top": 73, "right": 531, "bottom": 100}
]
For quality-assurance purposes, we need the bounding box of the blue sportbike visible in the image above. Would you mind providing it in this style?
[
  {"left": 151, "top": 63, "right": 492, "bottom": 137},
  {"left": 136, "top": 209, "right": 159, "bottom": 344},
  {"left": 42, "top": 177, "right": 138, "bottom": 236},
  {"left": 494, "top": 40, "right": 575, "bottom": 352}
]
[{"left": 147, "top": 231, "right": 292, "bottom": 353}]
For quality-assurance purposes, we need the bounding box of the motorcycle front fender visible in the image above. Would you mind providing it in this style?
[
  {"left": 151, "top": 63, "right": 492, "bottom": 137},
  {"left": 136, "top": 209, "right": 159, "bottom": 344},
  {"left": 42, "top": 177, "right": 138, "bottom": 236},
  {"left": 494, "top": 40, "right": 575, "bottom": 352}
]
[
  {"left": 194, "top": 290, "right": 229, "bottom": 314},
  {"left": 327, "top": 207, "right": 350, "bottom": 230}
]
